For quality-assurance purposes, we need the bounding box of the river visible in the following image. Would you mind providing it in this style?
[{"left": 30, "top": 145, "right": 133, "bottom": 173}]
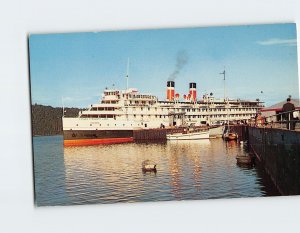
[{"left": 33, "top": 135, "right": 279, "bottom": 206}]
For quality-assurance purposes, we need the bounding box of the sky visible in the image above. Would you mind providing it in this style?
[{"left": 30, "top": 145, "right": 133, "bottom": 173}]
[{"left": 29, "top": 23, "right": 299, "bottom": 108}]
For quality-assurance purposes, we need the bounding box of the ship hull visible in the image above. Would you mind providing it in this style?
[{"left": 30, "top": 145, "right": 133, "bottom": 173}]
[{"left": 63, "top": 130, "right": 134, "bottom": 146}]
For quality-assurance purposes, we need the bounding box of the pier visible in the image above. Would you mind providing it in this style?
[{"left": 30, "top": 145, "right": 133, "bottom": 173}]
[
  {"left": 133, "top": 128, "right": 170, "bottom": 141},
  {"left": 248, "top": 127, "right": 300, "bottom": 195},
  {"left": 231, "top": 110, "right": 300, "bottom": 195},
  {"left": 133, "top": 126, "right": 209, "bottom": 141}
]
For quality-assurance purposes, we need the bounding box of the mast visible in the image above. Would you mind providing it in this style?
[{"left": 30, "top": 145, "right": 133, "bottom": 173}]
[
  {"left": 62, "top": 96, "right": 65, "bottom": 118},
  {"left": 220, "top": 69, "right": 229, "bottom": 131},
  {"left": 126, "top": 58, "right": 130, "bottom": 90},
  {"left": 220, "top": 69, "right": 226, "bottom": 101}
]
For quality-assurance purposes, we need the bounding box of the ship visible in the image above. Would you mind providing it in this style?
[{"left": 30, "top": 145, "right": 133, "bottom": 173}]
[{"left": 62, "top": 80, "right": 263, "bottom": 146}]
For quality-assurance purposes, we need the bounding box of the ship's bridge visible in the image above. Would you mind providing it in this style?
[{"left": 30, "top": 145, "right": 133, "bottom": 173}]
[
  {"left": 102, "top": 89, "right": 121, "bottom": 101},
  {"left": 120, "top": 89, "right": 158, "bottom": 103}
]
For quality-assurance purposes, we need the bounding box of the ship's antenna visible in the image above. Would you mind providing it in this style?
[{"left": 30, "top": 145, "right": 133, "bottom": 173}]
[
  {"left": 220, "top": 68, "right": 226, "bottom": 101},
  {"left": 62, "top": 96, "right": 65, "bottom": 118},
  {"left": 126, "top": 57, "right": 130, "bottom": 90}
]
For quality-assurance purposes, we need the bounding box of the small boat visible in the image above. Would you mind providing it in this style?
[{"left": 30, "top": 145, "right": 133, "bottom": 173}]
[
  {"left": 142, "top": 160, "right": 157, "bottom": 172},
  {"left": 166, "top": 129, "right": 210, "bottom": 140},
  {"left": 223, "top": 132, "right": 238, "bottom": 141},
  {"left": 209, "top": 125, "right": 225, "bottom": 138},
  {"left": 236, "top": 154, "right": 253, "bottom": 165}
]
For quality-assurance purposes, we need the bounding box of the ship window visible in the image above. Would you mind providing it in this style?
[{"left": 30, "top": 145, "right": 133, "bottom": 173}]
[
  {"left": 148, "top": 107, "right": 150, "bottom": 111},
  {"left": 90, "top": 124, "right": 92, "bottom": 126},
  {"left": 123, "top": 124, "right": 125, "bottom": 126},
  {"left": 134, "top": 115, "right": 136, "bottom": 118},
  {"left": 107, "top": 124, "right": 109, "bottom": 126},
  {"left": 115, "top": 124, "right": 116, "bottom": 126},
  {"left": 76, "top": 124, "right": 78, "bottom": 126},
  {"left": 145, "top": 124, "right": 147, "bottom": 127}
]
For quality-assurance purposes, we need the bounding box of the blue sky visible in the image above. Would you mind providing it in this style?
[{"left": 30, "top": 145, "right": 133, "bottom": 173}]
[{"left": 29, "top": 23, "right": 299, "bottom": 107}]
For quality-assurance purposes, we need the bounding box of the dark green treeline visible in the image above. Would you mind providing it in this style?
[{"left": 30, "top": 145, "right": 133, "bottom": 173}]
[{"left": 31, "top": 104, "right": 82, "bottom": 136}]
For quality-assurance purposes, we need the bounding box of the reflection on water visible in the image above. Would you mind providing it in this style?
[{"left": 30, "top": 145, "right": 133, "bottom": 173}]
[{"left": 33, "top": 136, "right": 279, "bottom": 206}]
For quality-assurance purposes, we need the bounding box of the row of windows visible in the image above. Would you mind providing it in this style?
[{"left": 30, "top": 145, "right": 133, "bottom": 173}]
[
  {"left": 132, "top": 115, "right": 167, "bottom": 118},
  {"left": 76, "top": 123, "right": 148, "bottom": 127},
  {"left": 123, "top": 107, "right": 259, "bottom": 112},
  {"left": 186, "top": 114, "right": 255, "bottom": 119},
  {"left": 90, "top": 107, "right": 116, "bottom": 111},
  {"left": 185, "top": 108, "right": 257, "bottom": 112},
  {"left": 81, "top": 112, "right": 255, "bottom": 119},
  {"left": 122, "top": 94, "right": 156, "bottom": 99},
  {"left": 127, "top": 107, "right": 168, "bottom": 111},
  {"left": 88, "top": 107, "right": 258, "bottom": 113},
  {"left": 101, "top": 100, "right": 118, "bottom": 104},
  {"left": 104, "top": 91, "right": 119, "bottom": 96},
  {"left": 81, "top": 114, "right": 115, "bottom": 119}
]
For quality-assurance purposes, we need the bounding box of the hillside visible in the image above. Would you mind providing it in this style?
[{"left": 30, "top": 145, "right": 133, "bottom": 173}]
[{"left": 31, "top": 104, "right": 83, "bottom": 136}]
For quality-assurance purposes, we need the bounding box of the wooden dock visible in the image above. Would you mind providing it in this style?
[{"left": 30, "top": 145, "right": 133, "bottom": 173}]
[
  {"left": 133, "top": 128, "right": 184, "bottom": 141},
  {"left": 133, "top": 126, "right": 209, "bottom": 141}
]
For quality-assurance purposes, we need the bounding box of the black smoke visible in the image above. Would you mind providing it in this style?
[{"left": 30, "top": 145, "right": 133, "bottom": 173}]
[{"left": 168, "top": 50, "right": 189, "bottom": 80}]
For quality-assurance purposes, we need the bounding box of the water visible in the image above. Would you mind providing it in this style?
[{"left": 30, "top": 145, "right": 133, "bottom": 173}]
[{"left": 33, "top": 135, "right": 279, "bottom": 206}]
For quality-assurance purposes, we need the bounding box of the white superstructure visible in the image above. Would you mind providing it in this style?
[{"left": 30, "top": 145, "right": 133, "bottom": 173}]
[{"left": 62, "top": 81, "right": 263, "bottom": 131}]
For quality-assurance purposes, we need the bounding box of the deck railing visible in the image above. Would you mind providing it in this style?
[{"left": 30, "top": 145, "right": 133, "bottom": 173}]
[{"left": 257, "top": 109, "right": 300, "bottom": 130}]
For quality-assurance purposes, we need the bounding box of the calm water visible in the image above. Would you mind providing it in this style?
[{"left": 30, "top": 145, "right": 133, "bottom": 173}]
[{"left": 33, "top": 135, "right": 279, "bottom": 206}]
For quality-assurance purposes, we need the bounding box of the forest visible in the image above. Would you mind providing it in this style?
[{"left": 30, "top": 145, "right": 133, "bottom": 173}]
[{"left": 31, "top": 104, "right": 82, "bottom": 136}]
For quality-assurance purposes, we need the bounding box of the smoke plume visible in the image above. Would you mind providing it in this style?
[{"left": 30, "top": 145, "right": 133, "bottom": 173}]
[{"left": 168, "top": 50, "right": 189, "bottom": 80}]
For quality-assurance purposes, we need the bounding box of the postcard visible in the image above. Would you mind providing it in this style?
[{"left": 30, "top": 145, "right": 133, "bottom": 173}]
[{"left": 29, "top": 23, "right": 300, "bottom": 206}]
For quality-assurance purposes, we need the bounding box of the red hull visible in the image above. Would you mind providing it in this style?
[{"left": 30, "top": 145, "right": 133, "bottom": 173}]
[{"left": 64, "top": 137, "right": 134, "bottom": 146}]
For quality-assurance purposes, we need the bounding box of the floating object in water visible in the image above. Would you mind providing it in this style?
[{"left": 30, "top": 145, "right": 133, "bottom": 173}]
[
  {"left": 223, "top": 132, "right": 238, "bottom": 141},
  {"left": 236, "top": 154, "right": 253, "bottom": 165},
  {"left": 142, "top": 160, "right": 157, "bottom": 172}
]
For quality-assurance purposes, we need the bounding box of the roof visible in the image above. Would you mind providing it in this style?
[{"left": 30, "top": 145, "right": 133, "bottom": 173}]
[{"left": 261, "top": 99, "right": 300, "bottom": 112}]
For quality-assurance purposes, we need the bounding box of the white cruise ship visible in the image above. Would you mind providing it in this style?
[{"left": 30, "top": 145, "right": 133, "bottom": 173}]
[{"left": 62, "top": 81, "right": 263, "bottom": 146}]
